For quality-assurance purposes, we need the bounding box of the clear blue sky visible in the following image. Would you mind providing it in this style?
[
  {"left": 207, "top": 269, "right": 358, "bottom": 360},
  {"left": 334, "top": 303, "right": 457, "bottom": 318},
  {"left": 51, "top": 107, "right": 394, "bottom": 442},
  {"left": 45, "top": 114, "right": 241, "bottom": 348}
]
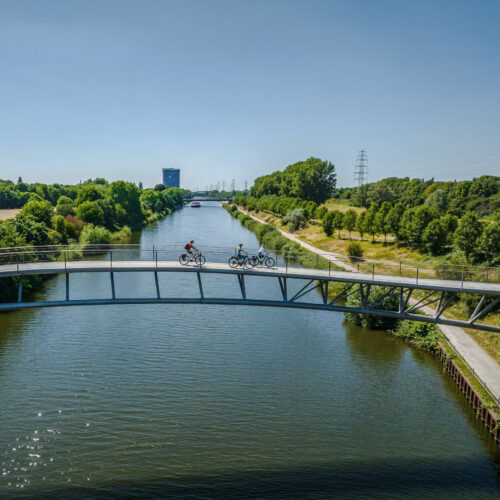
[{"left": 1, "top": 0, "right": 499, "bottom": 189}]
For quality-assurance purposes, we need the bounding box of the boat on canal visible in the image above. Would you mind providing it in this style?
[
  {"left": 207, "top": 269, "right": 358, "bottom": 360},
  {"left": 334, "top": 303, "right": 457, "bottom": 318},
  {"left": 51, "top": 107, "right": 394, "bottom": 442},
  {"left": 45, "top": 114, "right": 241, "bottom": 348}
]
[{"left": 190, "top": 201, "right": 201, "bottom": 208}]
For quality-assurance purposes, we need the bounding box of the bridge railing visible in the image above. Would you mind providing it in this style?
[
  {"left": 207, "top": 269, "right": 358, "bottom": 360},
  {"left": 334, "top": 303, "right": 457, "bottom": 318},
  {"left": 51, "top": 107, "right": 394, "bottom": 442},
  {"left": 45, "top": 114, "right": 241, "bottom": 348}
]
[{"left": 0, "top": 244, "right": 499, "bottom": 285}]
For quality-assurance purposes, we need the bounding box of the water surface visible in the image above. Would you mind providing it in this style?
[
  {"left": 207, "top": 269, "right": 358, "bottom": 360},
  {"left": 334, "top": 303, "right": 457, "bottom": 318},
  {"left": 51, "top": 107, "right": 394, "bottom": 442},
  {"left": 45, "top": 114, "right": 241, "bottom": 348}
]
[{"left": 1, "top": 202, "right": 499, "bottom": 498}]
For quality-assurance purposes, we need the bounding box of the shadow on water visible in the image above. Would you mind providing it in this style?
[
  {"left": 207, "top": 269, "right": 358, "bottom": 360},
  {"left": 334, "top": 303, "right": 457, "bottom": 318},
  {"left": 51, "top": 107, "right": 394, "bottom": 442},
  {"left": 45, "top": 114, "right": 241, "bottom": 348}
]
[
  {"left": 12, "top": 457, "right": 500, "bottom": 499},
  {"left": 343, "top": 320, "right": 406, "bottom": 364}
]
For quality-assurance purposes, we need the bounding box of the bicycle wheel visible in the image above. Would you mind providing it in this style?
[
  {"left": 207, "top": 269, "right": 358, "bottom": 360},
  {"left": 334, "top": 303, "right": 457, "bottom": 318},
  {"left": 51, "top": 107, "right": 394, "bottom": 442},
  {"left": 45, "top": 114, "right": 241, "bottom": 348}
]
[
  {"left": 195, "top": 254, "right": 206, "bottom": 266},
  {"left": 245, "top": 257, "right": 256, "bottom": 269},
  {"left": 228, "top": 256, "right": 239, "bottom": 268},
  {"left": 179, "top": 254, "right": 190, "bottom": 265},
  {"left": 264, "top": 256, "right": 275, "bottom": 267},
  {"left": 249, "top": 255, "right": 259, "bottom": 267}
]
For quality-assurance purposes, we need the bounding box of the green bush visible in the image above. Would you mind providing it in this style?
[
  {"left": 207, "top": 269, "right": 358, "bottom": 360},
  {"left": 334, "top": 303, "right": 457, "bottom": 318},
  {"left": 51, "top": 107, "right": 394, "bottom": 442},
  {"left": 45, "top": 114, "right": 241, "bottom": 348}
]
[
  {"left": 344, "top": 285, "right": 399, "bottom": 330},
  {"left": 346, "top": 241, "right": 363, "bottom": 261},
  {"left": 393, "top": 321, "right": 439, "bottom": 351},
  {"left": 79, "top": 224, "right": 112, "bottom": 245}
]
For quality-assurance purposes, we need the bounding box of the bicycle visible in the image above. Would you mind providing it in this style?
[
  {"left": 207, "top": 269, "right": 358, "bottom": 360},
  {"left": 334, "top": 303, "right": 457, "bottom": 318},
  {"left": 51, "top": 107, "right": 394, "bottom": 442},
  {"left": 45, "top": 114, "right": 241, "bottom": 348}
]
[
  {"left": 249, "top": 253, "right": 276, "bottom": 268},
  {"left": 179, "top": 251, "right": 206, "bottom": 266},
  {"left": 228, "top": 254, "right": 254, "bottom": 269}
]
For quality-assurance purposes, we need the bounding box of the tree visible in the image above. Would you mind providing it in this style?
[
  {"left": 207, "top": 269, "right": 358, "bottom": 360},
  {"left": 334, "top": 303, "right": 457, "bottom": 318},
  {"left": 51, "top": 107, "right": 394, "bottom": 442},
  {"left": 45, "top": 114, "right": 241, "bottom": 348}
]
[
  {"left": 345, "top": 285, "right": 399, "bottom": 329},
  {"left": 76, "top": 201, "right": 105, "bottom": 226},
  {"left": 79, "top": 224, "right": 112, "bottom": 245},
  {"left": 368, "top": 182, "right": 394, "bottom": 205},
  {"left": 363, "top": 204, "right": 378, "bottom": 242},
  {"left": 75, "top": 185, "right": 104, "bottom": 205},
  {"left": 322, "top": 211, "right": 335, "bottom": 237},
  {"left": 107, "top": 181, "right": 144, "bottom": 230},
  {"left": 251, "top": 157, "right": 336, "bottom": 203},
  {"left": 314, "top": 206, "right": 328, "bottom": 220},
  {"left": 385, "top": 202, "right": 405, "bottom": 241},
  {"left": 355, "top": 212, "right": 366, "bottom": 240},
  {"left": 454, "top": 212, "right": 483, "bottom": 262},
  {"left": 374, "top": 201, "right": 391, "bottom": 242},
  {"left": 478, "top": 221, "right": 500, "bottom": 262},
  {"left": 20, "top": 199, "right": 54, "bottom": 228},
  {"left": 56, "top": 195, "right": 74, "bottom": 216},
  {"left": 425, "top": 188, "right": 448, "bottom": 213},
  {"left": 353, "top": 183, "right": 369, "bottom": 208},
  {"left": 440, "top": 213, "right": 459, "bottom": 245},
  {"left": 139, "top": 181, "right": 143, "bottom": 190},
  {"left": 332, "top": 210, "right": 344, "bottom": 238},
  {"left": 422, "top": 219, "right": 447, "bottom": 254},
  {"left": 343, "top": 209, "right": 357, "bottom": 239},
  {"left": 283, "top": 208, "right": 306, "bottom": 231},
  {"left": 406, "top": 205, "right": 436, "bottom": 246}
]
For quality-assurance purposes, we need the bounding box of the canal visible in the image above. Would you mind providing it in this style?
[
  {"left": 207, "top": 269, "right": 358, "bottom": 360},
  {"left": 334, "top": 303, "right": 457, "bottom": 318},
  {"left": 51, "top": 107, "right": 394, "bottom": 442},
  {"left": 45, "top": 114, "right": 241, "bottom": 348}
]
[{"left": 1, "top": 202, "right": 499, "bottom": 498}]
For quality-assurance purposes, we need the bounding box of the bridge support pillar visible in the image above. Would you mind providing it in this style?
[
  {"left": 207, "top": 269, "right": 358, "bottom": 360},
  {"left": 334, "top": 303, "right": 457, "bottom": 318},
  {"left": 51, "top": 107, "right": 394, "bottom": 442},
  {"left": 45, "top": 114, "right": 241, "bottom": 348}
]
[
  {"left": 154, "top": 271, "right": 160, "bottom": 299},
  {"left": 278, "top": 277, "right": 287, "bottom": 301},
  {"left": 237, "top": 274, "right": 246, "bottom": 299},
  {"left": 17, "top": 276, "right": 23, "bottom": 303},
  {"left": 110, "top": 272, "right": 115, "bottom": 300},
  {"left": 197, "top": 272, "right": 204, "bottom": 299}
]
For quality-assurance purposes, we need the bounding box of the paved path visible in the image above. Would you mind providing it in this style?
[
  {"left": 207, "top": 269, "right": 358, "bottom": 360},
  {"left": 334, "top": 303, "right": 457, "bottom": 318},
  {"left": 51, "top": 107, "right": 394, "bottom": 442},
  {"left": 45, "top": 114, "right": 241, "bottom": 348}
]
[{"left": 239, "top": 206, "right": 500, "bottom": 404}]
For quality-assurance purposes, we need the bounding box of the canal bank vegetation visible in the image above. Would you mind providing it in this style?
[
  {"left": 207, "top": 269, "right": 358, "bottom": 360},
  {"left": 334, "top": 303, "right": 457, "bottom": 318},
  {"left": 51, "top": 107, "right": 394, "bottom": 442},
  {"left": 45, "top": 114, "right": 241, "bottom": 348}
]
[{"left": 0, "top": 178, "right": 189, "bottom": 301}]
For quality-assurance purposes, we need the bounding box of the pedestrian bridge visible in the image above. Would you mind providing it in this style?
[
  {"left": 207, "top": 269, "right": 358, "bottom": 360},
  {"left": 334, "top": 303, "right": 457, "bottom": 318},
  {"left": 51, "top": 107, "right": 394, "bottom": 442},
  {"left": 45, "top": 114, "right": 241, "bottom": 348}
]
[{"left": 0, "top": 245, "right": 499, "bottom": 333}]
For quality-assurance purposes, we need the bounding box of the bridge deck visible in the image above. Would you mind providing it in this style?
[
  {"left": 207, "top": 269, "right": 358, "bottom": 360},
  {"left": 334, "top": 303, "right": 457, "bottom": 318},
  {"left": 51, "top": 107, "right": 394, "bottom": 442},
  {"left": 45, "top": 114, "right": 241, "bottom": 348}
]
[{"left": 1, "top": 260, "right": 499, "bottom": 295}]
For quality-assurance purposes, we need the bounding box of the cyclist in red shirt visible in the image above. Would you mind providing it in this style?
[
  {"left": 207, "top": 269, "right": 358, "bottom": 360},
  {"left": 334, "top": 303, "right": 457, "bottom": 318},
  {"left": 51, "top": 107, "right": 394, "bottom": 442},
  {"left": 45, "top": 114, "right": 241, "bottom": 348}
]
[{"left": 184, "top": 240, "right": 198, "bottom": 261}]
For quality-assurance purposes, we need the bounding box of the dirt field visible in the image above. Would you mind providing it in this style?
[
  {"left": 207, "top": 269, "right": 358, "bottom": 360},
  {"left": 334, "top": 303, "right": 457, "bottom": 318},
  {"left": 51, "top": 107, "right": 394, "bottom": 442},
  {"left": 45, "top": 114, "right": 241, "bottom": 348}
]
[{"left": 0, "top": 209, "right": 20, "bottom": 221}]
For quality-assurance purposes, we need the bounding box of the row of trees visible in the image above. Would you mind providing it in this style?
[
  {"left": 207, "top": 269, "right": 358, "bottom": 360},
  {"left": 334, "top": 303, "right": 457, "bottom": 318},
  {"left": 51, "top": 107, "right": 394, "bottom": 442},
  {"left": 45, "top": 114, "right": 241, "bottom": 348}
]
[
  {"left": 320, "top": 202, "right": 499, "bottom": 263},
  {"left": 340, "top": 175, "right": 499, "bottom": 217},
  {"left": 0, "top": 179, "right": 188, "bottom": 249}
]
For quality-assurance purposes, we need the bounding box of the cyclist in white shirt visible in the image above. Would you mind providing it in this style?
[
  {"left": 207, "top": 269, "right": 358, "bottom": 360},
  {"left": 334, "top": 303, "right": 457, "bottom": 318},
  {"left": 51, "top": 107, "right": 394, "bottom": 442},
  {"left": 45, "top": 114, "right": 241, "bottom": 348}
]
[{"left": 258, "top": 244, "right": 266, "bottom": 260}]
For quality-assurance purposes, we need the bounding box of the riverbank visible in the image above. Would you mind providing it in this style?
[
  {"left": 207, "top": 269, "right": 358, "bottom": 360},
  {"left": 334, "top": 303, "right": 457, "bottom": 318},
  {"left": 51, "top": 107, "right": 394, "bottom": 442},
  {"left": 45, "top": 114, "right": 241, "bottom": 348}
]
[{"left": 225, "top": 203, "right": 500, "bottom": 440}]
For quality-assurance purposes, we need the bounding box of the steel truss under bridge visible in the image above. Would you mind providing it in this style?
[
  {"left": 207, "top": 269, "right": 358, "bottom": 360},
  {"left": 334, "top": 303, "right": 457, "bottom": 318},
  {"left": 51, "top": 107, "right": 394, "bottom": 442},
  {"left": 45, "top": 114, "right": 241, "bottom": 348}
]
[{"left": 0, "top": 253, "right": 499, "bottom": 333}]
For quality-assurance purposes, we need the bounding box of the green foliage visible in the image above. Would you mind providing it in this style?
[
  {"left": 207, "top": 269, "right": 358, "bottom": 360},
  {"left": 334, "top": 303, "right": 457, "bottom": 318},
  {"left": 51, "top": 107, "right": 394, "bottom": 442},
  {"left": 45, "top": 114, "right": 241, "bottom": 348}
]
[
  {"left": 346, "top": 241, "right": 363, "bottom": 261},
  {"left": 332, "top": 210, "right": 344, "bottom": 237},
  {"left": 314, "top": 206, "right": 328, "bottom": 220},
  {"left": 75, "top": 185, "right": 104, "bottom": 205},
  {"left": 322, "top": 211, "right": 335, "bottom": 237},
  {"left": 108, "top": 181, "right": 143, "bottom": 230},
  {"left": 56, "top": 195, "right": 74, "bottom": 216},
  {"left": 425, "top": 188, "right": 448, "bottom": 213},
  {"left": 363, "top": 204, "right": 379, "bottom": 241},
  {"left": 479, "top": 221, "right": 500, "bottom": 263},
  {"left": 343, "top": 209, "right": 357, "bottom": 238},
  {"left": 251, "top": 157, "right": 336, "bottom": 203},
  {"left": 76, "top": 201, "right": 105, "bottom": 226},
  {"left": 367, "top": 182, "right": 394, "bottom": 205},
  {"left": 344, "top": 285, "right": 399, "bottom": 329},
  {"left": 20, "top": 199, "right": 54, "bottom": 228},
  {"left": 283, "top": 208, "right": 306, "bottom": 231},
  {"left": 422, "top": 218, "right": 447, "bottom": 255},
  {"left": 393, "top": 321, "right": 439, "bottom": 351},
  {"left": 454, "top": 212, "right": 483, "bottom": 262},
  {"left": 355, "top": 211, "right": 366, "bottom": 240},
  {"left": 111, "top": 225, "right": 132, "bottom": 242},
  {"left": 79, "top": 224, "right": 112, "bottom": 245}
]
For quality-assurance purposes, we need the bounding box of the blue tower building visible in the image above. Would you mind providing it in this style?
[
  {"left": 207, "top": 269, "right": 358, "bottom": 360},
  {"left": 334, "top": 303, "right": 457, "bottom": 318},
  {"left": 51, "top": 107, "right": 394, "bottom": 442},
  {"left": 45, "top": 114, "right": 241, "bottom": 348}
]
[{"left": 162, "top": 168, "right": 180, "bottom": 188}]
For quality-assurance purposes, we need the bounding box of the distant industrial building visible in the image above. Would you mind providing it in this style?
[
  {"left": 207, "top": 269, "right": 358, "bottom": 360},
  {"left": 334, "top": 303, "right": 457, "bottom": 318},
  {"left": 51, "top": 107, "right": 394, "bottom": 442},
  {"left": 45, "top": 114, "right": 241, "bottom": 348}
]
[{"left": 162, "top": 168, "right": 180, "bottom": 188}]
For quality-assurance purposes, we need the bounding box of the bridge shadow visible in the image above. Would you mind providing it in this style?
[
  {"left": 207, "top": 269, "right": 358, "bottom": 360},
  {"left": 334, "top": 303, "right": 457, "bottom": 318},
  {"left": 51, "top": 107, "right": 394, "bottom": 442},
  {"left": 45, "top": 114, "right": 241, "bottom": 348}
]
[{"left": 13, "top": 456, "right": 500, "bottom": 499}]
